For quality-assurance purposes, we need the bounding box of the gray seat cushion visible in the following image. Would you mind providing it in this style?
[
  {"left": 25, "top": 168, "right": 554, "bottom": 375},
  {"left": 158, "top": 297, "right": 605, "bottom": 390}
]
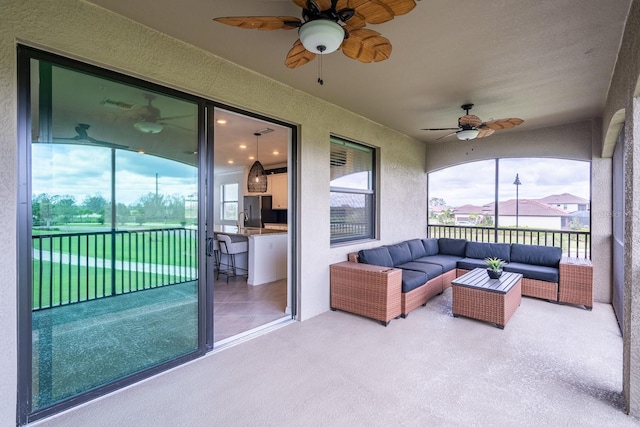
[
  {"left": 504, "top": 262, "right": 559, "bottom": 283},
  {"left": 465, "top": 241, "right": 511, "bottom": 263},
  {"left": 386, "top": 241, "right": 413, "bottom": 266},
  {"left": 510, "top": 244, "right": 561, "bottom": 267},
  {"left": 438, "top": 238, "right": 467, "bottom": 257},
  {"left": 457, "top": 257, "right": 492, "bottom": 271},
  {"left": 422, "top": 238, "right": 439, "bottom": 256},
  {"left": 400, "top": 269, "right": 428, "bottom": 293},
  {"left": 396, "top": 262, "right": 443, "bottom": 280},
  {"left": 414, "top": 254, "right": 461, "bottom": 272},
  {"left": 358, "top": 247, "right": 394, "bottom": 268},
  {"left": 406, "top": 239, "right": 427, "bottom": 259}
]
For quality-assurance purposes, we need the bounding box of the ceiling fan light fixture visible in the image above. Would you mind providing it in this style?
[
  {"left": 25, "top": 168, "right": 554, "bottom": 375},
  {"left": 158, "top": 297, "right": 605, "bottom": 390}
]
[
  {"left": 299, "top": 19, "right": 344, "bottom": 54},
  {"left": 134, "top": 121, "right": 164, "bottom": 134},
  {"left": 456, "top": 129, "right": 480, "bottom": 141}
]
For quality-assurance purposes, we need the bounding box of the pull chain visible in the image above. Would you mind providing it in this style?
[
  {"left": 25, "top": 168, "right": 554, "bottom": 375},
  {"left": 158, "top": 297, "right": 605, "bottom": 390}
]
[{"left": 317, "top": 45, "right": 325, "bottom": 85}]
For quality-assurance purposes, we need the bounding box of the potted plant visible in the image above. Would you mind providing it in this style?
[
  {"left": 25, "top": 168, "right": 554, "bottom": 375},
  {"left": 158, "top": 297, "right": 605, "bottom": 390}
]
[{"left": 484, "top": 257, "right": 505, "bottom": 279}]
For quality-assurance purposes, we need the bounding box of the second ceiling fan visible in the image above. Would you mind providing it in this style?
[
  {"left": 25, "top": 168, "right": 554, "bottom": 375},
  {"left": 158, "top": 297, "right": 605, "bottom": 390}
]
[
  {"left": 422, "top": 104, "right": 524, "bottom": 141},
  {"left": 213, "top": 0, "right": 418, "bottom": 76}
]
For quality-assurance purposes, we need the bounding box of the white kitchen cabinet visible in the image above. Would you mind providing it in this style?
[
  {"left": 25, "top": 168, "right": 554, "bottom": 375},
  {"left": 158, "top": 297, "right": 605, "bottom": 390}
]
[{"left": 270, "top": 173, "right": 288, "bottom": 209}]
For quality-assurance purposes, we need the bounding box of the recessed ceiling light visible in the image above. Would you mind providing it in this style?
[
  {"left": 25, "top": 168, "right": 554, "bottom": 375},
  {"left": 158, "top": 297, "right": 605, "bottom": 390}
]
[
  {"left": 272, "top": 151, "right": 279, "bottom": 155},
  {"left": 249, "top": 156, "right": 255, "bottom": 160},
  {"left": 239, "top": 144, "right": 247, "bottom": 149},
  {"left": 227, "top": 160, "right": 234, "bottom": 164},
  {"left": 216, "top": 119, "right": 227, "bottom": 125},
  {"left": 137, "top": 150, "right": 145, "bottom": 154}
]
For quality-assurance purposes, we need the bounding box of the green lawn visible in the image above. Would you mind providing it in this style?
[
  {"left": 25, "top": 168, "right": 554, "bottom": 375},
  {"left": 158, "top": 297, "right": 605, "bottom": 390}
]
[{"left": 31, "top": 225, "right": 198, "bottom": 309}]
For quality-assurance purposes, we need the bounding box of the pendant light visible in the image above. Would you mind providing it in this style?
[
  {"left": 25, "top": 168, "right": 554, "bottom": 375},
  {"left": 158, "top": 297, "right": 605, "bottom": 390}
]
[{"left": 247, "top": 132, "right": 267, "bottom": 193}]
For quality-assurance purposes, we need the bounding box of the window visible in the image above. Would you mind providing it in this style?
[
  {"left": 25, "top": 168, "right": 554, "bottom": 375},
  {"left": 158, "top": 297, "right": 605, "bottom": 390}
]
[
  {"left": 221, "top": 183, "right": 239, "bottom": 221},
  {"left": 19, "top": 47, "right": 200, "bottom": 422},
  {"left": 330, "top": 136, "right": 376, "bottom": 244}
]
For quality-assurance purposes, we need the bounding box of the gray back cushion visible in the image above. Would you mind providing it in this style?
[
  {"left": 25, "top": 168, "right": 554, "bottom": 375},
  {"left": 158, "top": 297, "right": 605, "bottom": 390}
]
[
  {"left": 510, "top": 244, "right": 562, "bottom": 267},
  {"left": 465, "top": 242, "right": 511, "bottom": 262},
  {"left": 406, "top": 239, "right": 427, "bottom": 259},
  {"left": 438, "top": 238, "right": 467, "bottom": 257},
  {"left": 422, "top": 238, "right": 439, "bottom": 256},
  {"left": 358, "top": 247, "right": 394, "bottom": 267},
  {"left": 386, "top": 242, "right": 413, "bottom": 266}
]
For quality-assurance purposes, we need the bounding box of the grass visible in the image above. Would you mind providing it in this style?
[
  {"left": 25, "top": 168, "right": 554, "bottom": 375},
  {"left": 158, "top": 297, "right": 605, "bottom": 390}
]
[
  {"left": 31, "top": 226, "right": 198, "bottom": 309},
  {"left": 32, "top": 260, "right": 192, "bottom": 309}
]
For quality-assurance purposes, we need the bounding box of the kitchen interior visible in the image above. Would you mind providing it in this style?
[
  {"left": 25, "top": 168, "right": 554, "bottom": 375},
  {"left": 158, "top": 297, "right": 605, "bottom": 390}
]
[{"left": 212, "top": 107, "right": 292, "bottom": 344}]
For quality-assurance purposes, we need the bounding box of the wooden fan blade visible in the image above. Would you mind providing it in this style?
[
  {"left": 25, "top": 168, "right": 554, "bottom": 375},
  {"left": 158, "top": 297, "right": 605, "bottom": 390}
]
[
  {"left": 481, "top": 118, "right": 524, "bottom": 131},
  {"left": 341, "top": 28, "right": 391, "bottom": 63},
  {"left": 459, "top": 114, "right": 482, "bottom": 127},
  {"left": 284, "top": 39, "right": 317, "bottom": 68},
  {"left": 476, "top": 128, "right": 495, "bottom": 139},
  {"left": 421, "top": 127, "right": 459, "bottom": 131},
  {"left": 213, "top": 16, "right": 301, "bottom": 30},
  {"left": 351, "top": 0, "right": 417, "bottom": 25}
]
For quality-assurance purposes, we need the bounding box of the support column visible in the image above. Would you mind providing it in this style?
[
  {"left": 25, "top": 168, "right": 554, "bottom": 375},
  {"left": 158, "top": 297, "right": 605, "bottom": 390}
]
[{"left": 624, "top": 96, "right": 640, "bottom": 417}]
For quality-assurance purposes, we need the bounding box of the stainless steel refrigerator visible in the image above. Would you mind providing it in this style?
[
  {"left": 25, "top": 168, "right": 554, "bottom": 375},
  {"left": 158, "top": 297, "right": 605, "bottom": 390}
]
[{"left": 243, "top": 195, "right": 276, "bottom": 227}]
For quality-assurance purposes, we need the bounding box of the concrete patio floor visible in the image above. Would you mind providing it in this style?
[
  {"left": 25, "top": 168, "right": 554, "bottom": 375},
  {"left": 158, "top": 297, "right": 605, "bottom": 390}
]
[{"left": 34, "top": 287, "right": 637, "bottom": 426}]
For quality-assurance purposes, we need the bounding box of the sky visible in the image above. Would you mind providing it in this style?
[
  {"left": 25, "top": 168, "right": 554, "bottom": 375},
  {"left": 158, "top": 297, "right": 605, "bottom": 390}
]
[
  {"left": 428, "top": 158, "right": 591, "bottom": 208},
  {"left": 33, "top": 145, "right": 591, "bottom": 210},
  {"left": 32, "top": 144, "right": 198, "bottom": 206}
]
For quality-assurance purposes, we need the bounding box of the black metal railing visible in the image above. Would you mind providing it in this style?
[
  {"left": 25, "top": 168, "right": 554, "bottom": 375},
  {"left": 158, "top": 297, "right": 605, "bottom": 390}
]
[
  {"left": 32, "top": 227, "right": 198, "bottom": 311},
  {"left": 427, "top": 225, "right": 591, "bottom": 259}
]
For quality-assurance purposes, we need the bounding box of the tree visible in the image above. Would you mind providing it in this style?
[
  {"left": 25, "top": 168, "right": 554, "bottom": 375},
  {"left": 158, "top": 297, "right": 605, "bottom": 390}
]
[
  {"left": 437, "top": 208, "right": 454, "bottom": 225},
  {"left": 479, "top": 215, "right": 494, "bottom": 227},
  {"left": 135, "top": 192, "right": 166, "bottom": 224},
  {"left": 33, "top": 193, "right": 54, "bottom": 228},
  {"left": 82, "top": 194, "right": 107, "bottom": 215},
  {"left": 52, "top": 195, "right": 77, "bottom": 225},
  {"left": 165, "top": 194, "right": 185, "bottom": 224},
  {"left": 429, "top": 197, "right": 446, "bottom": 207}
]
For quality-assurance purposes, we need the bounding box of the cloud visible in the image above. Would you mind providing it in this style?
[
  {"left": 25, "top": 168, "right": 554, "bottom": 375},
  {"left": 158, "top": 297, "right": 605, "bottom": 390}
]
[
  {"left": 32, "top": 144, "right": 197, "bottom": 205},
  {"left": 429, "top": 158, "right": 590, "bottom": 207}
]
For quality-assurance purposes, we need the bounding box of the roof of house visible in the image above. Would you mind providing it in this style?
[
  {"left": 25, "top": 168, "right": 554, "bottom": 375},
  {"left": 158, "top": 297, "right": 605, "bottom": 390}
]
[
  {"left": 453, "top": 204, "right": 485, "bottom": 214},
  {"left": 538, "top": 193, "right": 589, "bottom": 205},
  {"left": 482, "top": 199, "right": 569, "bottom": 217}
]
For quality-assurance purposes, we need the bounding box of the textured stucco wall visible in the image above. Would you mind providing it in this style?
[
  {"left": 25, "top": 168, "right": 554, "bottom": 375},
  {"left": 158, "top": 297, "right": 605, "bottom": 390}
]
[
  {"left": 425, "top": 121, "right": 594, "bottom": 173},
  {"left": 0, "top": 0, "right": 426, "bottom": 423},
  {"left": 603, "top": 0, "right": 640, "bottom": 417},
  {"left": 624, "top": 97, "right": 640, "bottom": 417},
  {"left": 590, "top": 119, "right": 614, "bottom": 304}
]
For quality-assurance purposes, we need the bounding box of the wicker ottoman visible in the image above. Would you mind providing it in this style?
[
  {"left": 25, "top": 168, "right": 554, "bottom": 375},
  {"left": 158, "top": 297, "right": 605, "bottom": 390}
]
[{"left": 451, "top": 268, "right": 523, "bottom": 329}]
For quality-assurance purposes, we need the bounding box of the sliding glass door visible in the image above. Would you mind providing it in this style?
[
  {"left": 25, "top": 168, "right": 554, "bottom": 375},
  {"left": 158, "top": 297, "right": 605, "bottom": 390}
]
[{"left": 19, "top": 48, "right": 203, "bottom": 421}]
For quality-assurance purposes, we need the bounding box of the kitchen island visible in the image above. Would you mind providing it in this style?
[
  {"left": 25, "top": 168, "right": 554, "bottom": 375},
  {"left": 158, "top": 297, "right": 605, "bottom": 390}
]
[{"left": 214, "top": 226, "right": 287, "bottom": 285}]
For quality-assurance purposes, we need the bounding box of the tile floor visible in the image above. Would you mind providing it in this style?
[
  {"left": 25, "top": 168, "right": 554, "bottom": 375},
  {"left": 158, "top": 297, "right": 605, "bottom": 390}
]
[{"left": 213, "top": 276, "right": 289, "bottom": 343}]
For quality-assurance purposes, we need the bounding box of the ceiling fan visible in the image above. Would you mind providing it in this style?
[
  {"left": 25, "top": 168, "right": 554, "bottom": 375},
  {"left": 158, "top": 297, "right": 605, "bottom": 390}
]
[
  {"left": 132, "top": 94, "right": 191, "bottom": 134},
  {"left": 421, "top": 104, "right": 524, "bottom": 141},
  {"left": 213, "top": 0, "right": 418, "bottom": 80},
  {"left": 54, "top": 124, "right": 128, "bottom": 149}
]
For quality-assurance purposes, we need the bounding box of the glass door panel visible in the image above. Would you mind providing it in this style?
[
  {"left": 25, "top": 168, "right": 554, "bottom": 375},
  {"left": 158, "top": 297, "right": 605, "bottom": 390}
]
[{"left": 29, "top": 59, "right": 200, "bottom": 411}]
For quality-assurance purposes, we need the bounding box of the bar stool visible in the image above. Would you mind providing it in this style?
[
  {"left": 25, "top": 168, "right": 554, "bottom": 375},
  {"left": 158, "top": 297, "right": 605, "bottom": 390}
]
[{"left": 216, "top": 234, "right": 248, "bottom": 283}]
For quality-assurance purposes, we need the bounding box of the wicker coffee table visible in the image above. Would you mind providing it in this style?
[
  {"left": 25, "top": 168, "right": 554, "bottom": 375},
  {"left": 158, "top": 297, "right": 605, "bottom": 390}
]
[{"left": 451, "top": 268, "right": 523, "bottom": 329}]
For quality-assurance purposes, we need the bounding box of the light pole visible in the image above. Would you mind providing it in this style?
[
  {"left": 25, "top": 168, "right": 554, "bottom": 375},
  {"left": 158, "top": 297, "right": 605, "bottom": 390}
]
[{"left": 513, "top": 173, "right": 522, "bottom": 229}]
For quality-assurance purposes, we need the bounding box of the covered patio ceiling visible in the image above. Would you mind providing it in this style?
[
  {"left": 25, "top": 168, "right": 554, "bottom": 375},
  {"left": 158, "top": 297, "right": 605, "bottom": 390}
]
[{"left": 85, "top": 0, "right": 631, "bottom": 144}]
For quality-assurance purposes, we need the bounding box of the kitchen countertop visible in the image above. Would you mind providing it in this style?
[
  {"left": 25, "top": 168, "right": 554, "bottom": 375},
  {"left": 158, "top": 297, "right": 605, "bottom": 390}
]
[{"left": 214, "top": 225, "right": 286, "bottom": 238}]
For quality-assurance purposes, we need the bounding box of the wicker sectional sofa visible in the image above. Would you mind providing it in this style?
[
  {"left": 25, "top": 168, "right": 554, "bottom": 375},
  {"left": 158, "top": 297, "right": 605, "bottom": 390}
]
[{"left": 330, "top": 238, "right": 593, "bottom": 326}]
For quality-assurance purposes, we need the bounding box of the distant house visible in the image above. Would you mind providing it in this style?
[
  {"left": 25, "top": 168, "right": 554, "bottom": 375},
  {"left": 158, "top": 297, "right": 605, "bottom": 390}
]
[
  {"left": 443, "top": 193, "right": 590, "bottom": 230},
  {"left": 482, "top": 199, "right": 569, "bottom": 229},
  {"left": 452, "top": 204, "right": 485, "bottom": 225},
  {"left": 538, "top": 193, "right": 590, "bottom": 212}
]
